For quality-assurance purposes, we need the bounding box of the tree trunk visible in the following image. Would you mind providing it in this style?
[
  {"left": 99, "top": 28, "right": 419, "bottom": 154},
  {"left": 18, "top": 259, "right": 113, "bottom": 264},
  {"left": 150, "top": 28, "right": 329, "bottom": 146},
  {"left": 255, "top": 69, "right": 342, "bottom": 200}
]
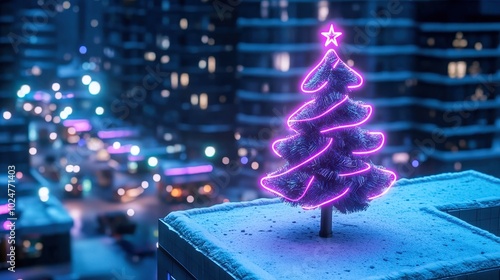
[{"left": 319, "top": 205, "right": 333, "bottom": 238}]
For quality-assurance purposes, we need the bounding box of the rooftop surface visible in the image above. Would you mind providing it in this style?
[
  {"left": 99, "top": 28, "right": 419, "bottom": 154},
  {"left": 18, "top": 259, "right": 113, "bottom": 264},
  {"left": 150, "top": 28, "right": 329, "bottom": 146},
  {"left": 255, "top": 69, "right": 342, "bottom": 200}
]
[{"left": 161, "top": 170, "right": 500, "bottom": 279}]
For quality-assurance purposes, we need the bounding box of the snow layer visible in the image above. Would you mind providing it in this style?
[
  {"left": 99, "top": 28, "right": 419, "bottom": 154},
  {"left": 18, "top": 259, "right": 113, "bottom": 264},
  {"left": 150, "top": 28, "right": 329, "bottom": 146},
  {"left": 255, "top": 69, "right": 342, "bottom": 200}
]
[{"left": 162, "top": 170, "right": 500, "bottom": 280}]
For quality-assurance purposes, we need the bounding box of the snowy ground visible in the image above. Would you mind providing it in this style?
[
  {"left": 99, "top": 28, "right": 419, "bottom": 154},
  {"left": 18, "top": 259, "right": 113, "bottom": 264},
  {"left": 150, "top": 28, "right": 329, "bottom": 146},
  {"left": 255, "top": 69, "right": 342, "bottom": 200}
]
[{"left": 161, "top": 170, "right": 500, "bottom": 280}]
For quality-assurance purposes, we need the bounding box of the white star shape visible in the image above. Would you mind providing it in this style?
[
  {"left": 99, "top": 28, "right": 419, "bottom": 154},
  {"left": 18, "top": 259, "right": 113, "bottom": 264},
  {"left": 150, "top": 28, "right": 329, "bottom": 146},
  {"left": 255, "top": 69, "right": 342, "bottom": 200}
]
[{"left": 321, "top": 24, "right": 342, "bottom": 47}]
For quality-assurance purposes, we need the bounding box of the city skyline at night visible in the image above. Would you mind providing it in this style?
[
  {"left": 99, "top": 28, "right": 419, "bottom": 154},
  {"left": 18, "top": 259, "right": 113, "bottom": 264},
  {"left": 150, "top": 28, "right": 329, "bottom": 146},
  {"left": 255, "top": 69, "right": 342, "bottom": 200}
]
[{"left": 0, "top": 0, "right": 500, "bottom": 279}]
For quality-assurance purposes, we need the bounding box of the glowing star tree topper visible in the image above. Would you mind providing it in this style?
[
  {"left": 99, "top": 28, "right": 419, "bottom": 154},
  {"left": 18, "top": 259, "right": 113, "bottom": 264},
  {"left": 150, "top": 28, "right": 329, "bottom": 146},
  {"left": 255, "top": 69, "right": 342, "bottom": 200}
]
[{"left": 260, "top": 24, "right": 396, "bottom": 238}]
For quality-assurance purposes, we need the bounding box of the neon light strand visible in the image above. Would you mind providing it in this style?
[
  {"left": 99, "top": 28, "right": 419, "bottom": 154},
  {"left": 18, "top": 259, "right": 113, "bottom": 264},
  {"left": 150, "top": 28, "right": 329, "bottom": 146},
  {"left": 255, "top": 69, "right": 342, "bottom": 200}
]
[
  {"left": 300, "top": 49, "right": 362, "bottom": 93},
  {"left": 261, "top": 23, "right": 396, "bottom": 212},
  {"left": 261, "top": 176, "right": 316, "bottom": 202},
  {"left": 338, "top": 162, "right": 371, "bottom": 177},
  {"left": 271, "top": 134, "right": 298, "bottom": 158},
  {"left": 302, "top": 188, "right": 350, "bottom": 210},
  {"left": 262, "top": 138, "right": 333, "bottom": 181},
  {"left": 352, "top": 132, "right": 385, "bottom": 155},
  {"left": 287, "top": 95, "right": 349, "bottom": 129},
  {"left": 320, "top": 104, "right": 372, "bottom": 133},
  {"left": 368, "top": 168, "right": 397, "bottom": 200}
]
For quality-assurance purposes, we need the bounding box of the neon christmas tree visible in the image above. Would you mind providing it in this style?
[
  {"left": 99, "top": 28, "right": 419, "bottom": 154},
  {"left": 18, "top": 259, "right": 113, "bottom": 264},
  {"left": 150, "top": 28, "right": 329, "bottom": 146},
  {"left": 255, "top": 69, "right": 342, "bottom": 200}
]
[{"left": 260, "top": 24, "right": 396, "bottom": 238}]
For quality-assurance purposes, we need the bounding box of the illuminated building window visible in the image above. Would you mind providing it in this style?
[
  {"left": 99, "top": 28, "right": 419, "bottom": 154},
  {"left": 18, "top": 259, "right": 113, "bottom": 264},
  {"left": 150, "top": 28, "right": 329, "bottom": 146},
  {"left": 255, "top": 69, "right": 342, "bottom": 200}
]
[
  {"left": 318, "top": 1, "right": 329, "bottom": 21},
  {"left": 199, "top": 60, "right": 207, "bottom": 69},
  {"left": 180, "top": 73, "right": 189, "bottom": 86},
  {"left": 201, "top": 35, "right": 208, "bottom": 44},
  {"left": 158, "top": 35, "right": 170, "bottom": 50},
  {"left": 452, "top": 32, "right": 467, "bottom": 48},
  {"left": 180, "top": 18, "right": 188, "bottom": 29},
  {"left": 171, "top": 72, "right": 178, "bottom": 89},
  {"left": 448, "top": 61, "right": 466, "bottom": 78},
  {"left": 161, "top": 55, "right": 170, "bottom": 63},
  {"left": 261, "top": 0, "right": 269, "bottom": 18},
  {"left": 200, "top": 93, "right": 208, "bottom": 110},
  {"left": 392, "top": 152, "right": 409, "bottom": 164},
  {"left": 161, "top": 90, "right": 170, "bottom": 98},
  {"left": 281, "top": 11, "right": 288, "bottom": 22},
  {"left": 191, "top": 94, "right": 199, "bottom": 106},
  {"left": 262, "top": 83, "right": 269, "bottom": 93},
  {"left": 144, "top": 52, "right": 156, "bottom": 61},
  {"left": 208, "top": 56, "right": 216, "bottom": 73},
  {"left": 238, "top": 148, "right": 247, "bottom": 157},
  {"left": 32, "top": 65, "right": 42, "bottom": 76},
  {"left": 427, "top": 37, "right": 435, "bottom": 46},
  {"left": 273, "top": 52, "right": 290, "bottom": 72},
  {"left": 474, "top": 42, "right": 482, "bottom": 50}
]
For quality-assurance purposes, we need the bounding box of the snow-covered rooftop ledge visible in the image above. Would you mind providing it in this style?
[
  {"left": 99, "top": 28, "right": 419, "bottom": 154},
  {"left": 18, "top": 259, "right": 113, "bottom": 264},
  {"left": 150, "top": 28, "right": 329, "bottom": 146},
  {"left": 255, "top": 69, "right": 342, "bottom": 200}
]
[{"left": 158, "top": 170, "right": 500, "bottom": 280}]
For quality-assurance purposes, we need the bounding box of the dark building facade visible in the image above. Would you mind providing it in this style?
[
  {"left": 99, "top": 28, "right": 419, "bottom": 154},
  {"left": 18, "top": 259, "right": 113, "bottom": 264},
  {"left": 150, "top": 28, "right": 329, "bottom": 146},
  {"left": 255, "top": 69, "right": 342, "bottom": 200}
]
[
  {"left": 154, "top": 0, "right": 238, "bottom": 163},
  {"left": 236, "top": 0, "right": 500, "bottom": 185}
]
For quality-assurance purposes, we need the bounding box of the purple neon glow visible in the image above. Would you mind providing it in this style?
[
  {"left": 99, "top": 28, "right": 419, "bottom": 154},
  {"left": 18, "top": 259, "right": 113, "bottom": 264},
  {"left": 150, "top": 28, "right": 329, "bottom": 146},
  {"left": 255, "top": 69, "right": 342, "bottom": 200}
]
[
  {"left": 262, "top": 138, "right": 333, "bottom": 183},
  {"left": 302, "top": 188, "right": 350, "bottom": 210},
  {"left": 338, "top": 162, "right": 371, "bottom": 177},
  {"left": 164, "top": 165, "right": 213, "bottom": 176},
  {"left": 368, "top": 168, "right": 397, "bottom": 200},
  {"left": 63, "top": 120, "right": 92, "bottom": 132},
  {"left": 300, "top": 49, "right": 363, "bottom": 94},
  {"left": 262, "top": 176, "right": 316, "bottom": 202},
  {"left": 98, "top": 130, "right": 136, "bottom": 139},
  {"left": 107, "top": 144, "right": 132, "bottom": 154},
  {"left": 321, "top": 24, "right": 342, "bottom": 47},
  {"left": 2, "top": 220, "right": 11, "bottom": 230},
  {"left": 299, "top": 50, "right": 334, "bottom": 93},
  {"left": 128, "top": 155, "right": 145, "bottom": 161},
  {"left": 0, "top": 204, "right": 9, "bottom": 215},
  {"left": 261, "top": 24, "right": 396, "bottom": 208},
  {"left": 320, "top": 104, "right": 372, "bottom": 133},
  {"left": 271, "top": 134, "right": 298, "bottom": 158},
  {"left": 287, "top": 95, "right": 348, "bottom": 129},
  {"left": 352, "top": 132, "right": 385, "bottom": 155}
]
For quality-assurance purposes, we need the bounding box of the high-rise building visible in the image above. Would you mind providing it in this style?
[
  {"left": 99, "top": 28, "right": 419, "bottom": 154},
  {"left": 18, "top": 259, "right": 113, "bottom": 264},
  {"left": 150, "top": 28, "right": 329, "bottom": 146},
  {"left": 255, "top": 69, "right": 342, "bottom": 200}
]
[
  {"left": 412, "top": 0, "right": 500, "bottom": 176},
  {"left": 154, "top": 0, "right": 238, "bottom": 163},
  {"left": 14, "top": 1, "right": 58, "bottom": 90},
  {"left": 0, "top": 0, "right": 16, "bottom": 111},
  {"left": 102, "top": 0, "right": 151, "bottom": 124},
  {"left": 102, "top": 0, "right": 238, "bottom": 165},
  {"left": 236, "top": 0, "right": 500, "bottom": 185}
]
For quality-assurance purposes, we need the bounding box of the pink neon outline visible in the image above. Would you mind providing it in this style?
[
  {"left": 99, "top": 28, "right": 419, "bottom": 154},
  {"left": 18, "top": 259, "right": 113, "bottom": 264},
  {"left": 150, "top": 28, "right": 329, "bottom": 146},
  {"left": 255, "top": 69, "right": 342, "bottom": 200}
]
[
  {"left": 107, "top": 144, "right": 132, "bottom": 154},
  {"left": 302, "top": 188, "right": 350, "bottom": 210},
  {"left": 271, "top": 134, "right": 298, "bottom": 158},
  {"left": 299, "top": 50, "right": 334, "bottom": 93},
  {"left": 262, "top": 138, "right": 333, "bottom": 182},
  {"left": 347, "top": 67, "right": 363, "bottom": 89},
  {"left": 321, "top": 24, "right": 342, "bottom": 47},
  {"left": 0, "top": 204, "right": 9, "bottom": 215},
  {"left": 287, "top": 95, "right": 348, "bottom": 128},
  {"left": 320, "top": 104, "right": 372, "bottom": 133},
  {"left": 368, "top": 168, "right": 397, "bottom": 200},
  {"left": 262, "top": 176, "right": 316, "bottom": 202},
  {"left": 338, "top": 162, "right": 371, "bottom": 177},
  {"left": 300, "top": 49, "right": 363, "bottom": 93},
  {"left": 352, "top": 132, "right": 385, "bottom": 155},
  {"left": 164, "top": 165, "right": 213, "bottom": 176}
]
